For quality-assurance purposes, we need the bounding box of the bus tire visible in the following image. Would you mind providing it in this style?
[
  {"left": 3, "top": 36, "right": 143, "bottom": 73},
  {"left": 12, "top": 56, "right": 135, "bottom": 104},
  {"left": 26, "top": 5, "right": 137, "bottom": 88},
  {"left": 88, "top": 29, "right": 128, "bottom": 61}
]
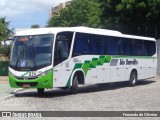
[
  {"left": 129, "top": 71, "right": 137, "bottom": 87},
  {"left": 71, "top": 75, "right": 78, "bottom": 94},
  {"left": 37, "top": 88, "right": 44, "bottom": 94}
]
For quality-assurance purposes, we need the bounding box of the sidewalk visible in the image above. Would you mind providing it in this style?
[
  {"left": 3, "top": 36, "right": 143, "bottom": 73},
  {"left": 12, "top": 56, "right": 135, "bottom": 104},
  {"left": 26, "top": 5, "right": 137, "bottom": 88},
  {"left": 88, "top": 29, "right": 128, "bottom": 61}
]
[{"left": 0, "top": 76, "right": 18, "bottom": 100}]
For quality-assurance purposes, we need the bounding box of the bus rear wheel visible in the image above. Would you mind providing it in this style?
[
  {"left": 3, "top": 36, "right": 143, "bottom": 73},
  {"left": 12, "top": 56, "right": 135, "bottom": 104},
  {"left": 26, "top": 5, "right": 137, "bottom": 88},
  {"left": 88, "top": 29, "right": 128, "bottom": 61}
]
[
  {"left": 71, "top": 75, "right": 78, "bottom": 94},
  {"left": 37, "top": 88, "right": 44, "bottom": 94},
  {"left": 129, "top": 71, "right": 137, "bottom": 86}
]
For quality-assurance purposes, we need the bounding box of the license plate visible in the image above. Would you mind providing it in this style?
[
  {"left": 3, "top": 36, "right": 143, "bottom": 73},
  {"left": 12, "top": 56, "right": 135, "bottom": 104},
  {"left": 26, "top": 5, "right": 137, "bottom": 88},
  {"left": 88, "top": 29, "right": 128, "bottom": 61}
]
[{"left": 23, "top": 84, "right": 30, "bottom": 87}]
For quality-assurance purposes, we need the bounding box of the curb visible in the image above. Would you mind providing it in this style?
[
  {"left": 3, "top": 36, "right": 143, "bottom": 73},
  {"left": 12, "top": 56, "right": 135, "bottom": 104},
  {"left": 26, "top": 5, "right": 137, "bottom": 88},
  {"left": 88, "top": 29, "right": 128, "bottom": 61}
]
[{"left": 0, "top": 88, "right": 25, "bottom": 101}]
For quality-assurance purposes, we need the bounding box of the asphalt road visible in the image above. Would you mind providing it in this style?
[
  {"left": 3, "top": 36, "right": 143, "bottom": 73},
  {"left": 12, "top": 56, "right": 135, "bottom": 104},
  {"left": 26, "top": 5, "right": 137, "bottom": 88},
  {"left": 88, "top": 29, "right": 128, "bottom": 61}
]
[{"left": 0, "top": 77, "right": 160, "bottom": 119}]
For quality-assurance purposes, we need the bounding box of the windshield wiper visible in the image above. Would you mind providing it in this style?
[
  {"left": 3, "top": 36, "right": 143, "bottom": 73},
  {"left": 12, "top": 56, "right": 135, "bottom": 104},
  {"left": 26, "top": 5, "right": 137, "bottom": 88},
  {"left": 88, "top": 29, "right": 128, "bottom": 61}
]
[{"left": 15, "top": 49, "right": 24, "bottom": 68}]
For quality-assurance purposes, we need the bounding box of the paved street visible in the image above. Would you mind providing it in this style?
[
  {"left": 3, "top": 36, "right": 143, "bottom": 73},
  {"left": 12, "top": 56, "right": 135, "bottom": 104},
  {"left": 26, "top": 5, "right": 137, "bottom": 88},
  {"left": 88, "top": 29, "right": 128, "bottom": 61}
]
[
  {"left": 0, "top": 76, "right": 160, "bottom": 112},
  {"left": 0, "top": 76, "right": 160, "bottom": 119},
  {"left": 0, "top": 77, "right": 18, "bottom": 100}
]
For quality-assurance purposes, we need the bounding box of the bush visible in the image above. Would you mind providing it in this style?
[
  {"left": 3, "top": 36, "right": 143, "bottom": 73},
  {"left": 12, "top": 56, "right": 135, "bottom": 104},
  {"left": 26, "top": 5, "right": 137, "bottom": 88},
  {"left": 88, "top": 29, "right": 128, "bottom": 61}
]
[
  {"left": 0, "top": 44, "right": 10, "bottom": 61},
  {"left": 4, "top": 45, "right": 11, "bottom": 57},
  {"left": 0, "top": 45, "right": 3, "bottom": 54}
]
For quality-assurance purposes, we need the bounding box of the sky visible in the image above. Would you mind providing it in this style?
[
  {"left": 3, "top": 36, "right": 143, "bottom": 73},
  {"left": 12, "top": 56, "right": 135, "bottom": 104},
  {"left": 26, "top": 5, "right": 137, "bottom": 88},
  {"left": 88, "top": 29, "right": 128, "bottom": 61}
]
[{"left": 0, "top": 0, "right": 70, "bottom": 29}]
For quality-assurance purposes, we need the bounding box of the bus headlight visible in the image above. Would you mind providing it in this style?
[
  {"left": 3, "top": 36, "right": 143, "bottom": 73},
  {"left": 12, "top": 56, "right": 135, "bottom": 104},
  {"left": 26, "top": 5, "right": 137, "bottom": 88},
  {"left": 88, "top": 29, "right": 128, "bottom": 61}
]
[{"left": 37, "top": 69, "right": 51, "bottom": 77}]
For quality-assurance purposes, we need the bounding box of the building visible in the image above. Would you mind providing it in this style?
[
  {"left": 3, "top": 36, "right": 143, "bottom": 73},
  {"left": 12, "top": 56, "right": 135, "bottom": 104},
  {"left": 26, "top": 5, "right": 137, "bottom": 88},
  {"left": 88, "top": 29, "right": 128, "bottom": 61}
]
[{"left": 49, "top": 1, "right": 71, "bottom": 18}]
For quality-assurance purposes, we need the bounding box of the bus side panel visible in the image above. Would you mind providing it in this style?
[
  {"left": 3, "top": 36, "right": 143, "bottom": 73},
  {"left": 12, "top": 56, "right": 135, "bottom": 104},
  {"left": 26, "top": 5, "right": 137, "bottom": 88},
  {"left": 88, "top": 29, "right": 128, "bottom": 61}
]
[{"left": 54, "top": 65, "right": 72, "bottom": 87}]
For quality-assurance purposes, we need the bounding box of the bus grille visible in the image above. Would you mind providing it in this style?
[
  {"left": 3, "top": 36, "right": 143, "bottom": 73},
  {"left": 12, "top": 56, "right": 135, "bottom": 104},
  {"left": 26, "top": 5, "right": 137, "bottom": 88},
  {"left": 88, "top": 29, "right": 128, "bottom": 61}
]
[{"left": 16, "top": 82, "right": 38, "bottom": 87}]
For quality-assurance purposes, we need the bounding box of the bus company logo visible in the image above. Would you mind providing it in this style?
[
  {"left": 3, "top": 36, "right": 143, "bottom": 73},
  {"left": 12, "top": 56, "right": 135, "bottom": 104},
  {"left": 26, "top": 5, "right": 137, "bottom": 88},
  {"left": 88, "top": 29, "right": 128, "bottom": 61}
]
[{"left": 2, "top": 112, "right": 11, "bottom": 117}]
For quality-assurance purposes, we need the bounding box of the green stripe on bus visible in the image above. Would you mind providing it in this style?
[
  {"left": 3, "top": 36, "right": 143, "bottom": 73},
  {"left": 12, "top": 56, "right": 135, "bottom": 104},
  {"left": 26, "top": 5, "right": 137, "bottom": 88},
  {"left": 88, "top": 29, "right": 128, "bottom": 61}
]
[
  {"left": 105, "top": 56, "right": 112, "bottom": 63},
  {"left": 65, "top": 55, "right": 155, "bottom": 87},
  {"left": 66, "top": 55, "right": 111, "bottom": 87},
  {"left": 90, "top": 58, "right": 99, "bottom": 68},
  {"left": 82, "top": 61, "right": 91, "bottom": 76}
]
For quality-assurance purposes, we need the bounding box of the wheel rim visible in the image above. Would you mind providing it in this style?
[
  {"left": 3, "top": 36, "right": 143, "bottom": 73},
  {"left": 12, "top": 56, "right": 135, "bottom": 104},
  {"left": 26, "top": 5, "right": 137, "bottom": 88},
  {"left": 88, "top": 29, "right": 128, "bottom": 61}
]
[{"left": 131, "top": 74, "right": 136, "bottom": 84}]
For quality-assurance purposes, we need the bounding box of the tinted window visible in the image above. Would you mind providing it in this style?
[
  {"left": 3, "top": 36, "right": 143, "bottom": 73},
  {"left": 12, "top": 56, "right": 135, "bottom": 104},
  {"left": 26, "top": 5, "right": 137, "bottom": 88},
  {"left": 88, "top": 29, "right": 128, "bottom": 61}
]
[
  {"left": 142, "top": 41, "right": 148, "bottom": 56},
  {"left": 106, "top": 37, "right": 119, "bottom": 55},
  {"left": 118, "top": 39, "right": 125, "bottom": 55},
  {"left": 124, "top": 39, "right": 132, "bottom": 55},
  {"left": 73, "top": 33, "right": 105, "bottom": 56},
  {"left": 132, "top": 39, "right": 142, "bottom": 56},
  {"left": 91, "top": 36, "right": 105, "bottom": 55},
  {"left": 54, "top": 32, "right": 73, "bottom": 66},
  {"left": 73, "top": 33, "right": 90, "bottom": 56},
  {"left": 146, "top": 41, "right": 156, "bottom": 56}
]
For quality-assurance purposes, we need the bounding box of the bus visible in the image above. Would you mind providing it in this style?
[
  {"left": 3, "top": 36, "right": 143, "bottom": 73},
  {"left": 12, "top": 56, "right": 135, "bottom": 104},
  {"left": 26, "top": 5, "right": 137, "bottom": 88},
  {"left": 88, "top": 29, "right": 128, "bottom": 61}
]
[{"left": 8, "top": 27, "right": 157, "bottom": 94}]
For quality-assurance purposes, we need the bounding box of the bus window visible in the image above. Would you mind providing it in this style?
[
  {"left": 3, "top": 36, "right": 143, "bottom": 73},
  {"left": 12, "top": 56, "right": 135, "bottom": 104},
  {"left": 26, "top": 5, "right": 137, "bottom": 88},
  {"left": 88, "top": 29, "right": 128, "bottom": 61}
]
[
  {"left": 97, "top": 36, "right": 105, "bottom": 55},
  {"left": 54, "top": 32, "right": 73, "bottom": 66},
  {"left": 73, "top": 33, "right": 90, "bottom": 56},
  {"left": 142, "top": 41, "right": 148, "bottom": 56},
  {"left": 132, "top": 40, "right": 142, "bottom": 56},
  {"left": 107, "top": 37, "right": 119, "bottom": 55},
  {"left": 146, "top": 41, "right": 156, "bottom": 56},
  {"left": 90, "top": 36, "right": 105, "bottom": 55},
  {"left": 124, "top": 39, "right": 132, "bottom": 55},
  {"left": 118, "top": 39, "right": 124, "bottom": 55}
]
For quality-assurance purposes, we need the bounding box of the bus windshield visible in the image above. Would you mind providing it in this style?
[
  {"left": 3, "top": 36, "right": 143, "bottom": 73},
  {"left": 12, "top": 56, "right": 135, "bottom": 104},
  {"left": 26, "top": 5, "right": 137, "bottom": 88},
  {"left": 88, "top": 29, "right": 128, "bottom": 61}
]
[{"left": 9, "top": 34, "right": 54, "bottom": 71}]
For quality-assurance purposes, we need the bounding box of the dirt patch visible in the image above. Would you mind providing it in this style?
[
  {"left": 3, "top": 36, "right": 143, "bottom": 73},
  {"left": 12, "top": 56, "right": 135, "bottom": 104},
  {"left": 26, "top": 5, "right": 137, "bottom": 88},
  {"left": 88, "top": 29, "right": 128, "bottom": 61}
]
[{"left": 0, "top": 76, "right": 9, "bottom": 84}]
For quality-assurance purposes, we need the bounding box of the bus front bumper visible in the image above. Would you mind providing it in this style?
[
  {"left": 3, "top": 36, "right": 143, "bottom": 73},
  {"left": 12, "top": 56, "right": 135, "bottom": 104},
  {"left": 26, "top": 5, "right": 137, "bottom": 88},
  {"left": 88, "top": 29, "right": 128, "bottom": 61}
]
[{"left": 9, "top": 70, "right": 53, "bottom": 89}]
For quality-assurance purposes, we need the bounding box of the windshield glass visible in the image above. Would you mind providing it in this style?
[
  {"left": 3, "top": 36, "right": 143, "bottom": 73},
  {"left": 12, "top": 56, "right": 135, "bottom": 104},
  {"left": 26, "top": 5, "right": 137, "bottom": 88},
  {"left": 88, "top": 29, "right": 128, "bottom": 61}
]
[{"left": 9, "top": 34, "right": 54, "bottom": 71}]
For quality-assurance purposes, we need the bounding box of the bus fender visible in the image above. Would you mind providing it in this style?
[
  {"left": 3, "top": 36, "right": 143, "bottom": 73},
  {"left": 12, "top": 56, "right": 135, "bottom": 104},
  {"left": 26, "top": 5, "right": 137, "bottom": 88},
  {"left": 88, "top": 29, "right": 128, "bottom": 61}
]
[
  {"left": 70, "top": 69, "right": 85, "bottom": 86},
  {"left": 129, "top": 67, "right": 138, "bottom": 80}
]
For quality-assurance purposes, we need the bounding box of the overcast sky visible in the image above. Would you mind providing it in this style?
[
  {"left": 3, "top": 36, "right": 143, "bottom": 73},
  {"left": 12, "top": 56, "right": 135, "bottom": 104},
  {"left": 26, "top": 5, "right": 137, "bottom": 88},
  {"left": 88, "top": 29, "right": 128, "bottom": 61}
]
[{"left": 0, "top": 0, "right": 70, "bottom": 29}]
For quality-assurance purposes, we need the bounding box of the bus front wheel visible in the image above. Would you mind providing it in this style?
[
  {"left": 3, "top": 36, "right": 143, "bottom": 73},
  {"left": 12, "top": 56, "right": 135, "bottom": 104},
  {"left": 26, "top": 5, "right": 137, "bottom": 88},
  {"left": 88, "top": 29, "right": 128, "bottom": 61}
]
[
  {"left": 71, "top": 75, "right": 78, "bottom": 94},
  {"left": 37, "top": 88, "right": 44, "bottom": 94},
  {"left": 129, "top": 71, "right": 137, "bottom": 86}
]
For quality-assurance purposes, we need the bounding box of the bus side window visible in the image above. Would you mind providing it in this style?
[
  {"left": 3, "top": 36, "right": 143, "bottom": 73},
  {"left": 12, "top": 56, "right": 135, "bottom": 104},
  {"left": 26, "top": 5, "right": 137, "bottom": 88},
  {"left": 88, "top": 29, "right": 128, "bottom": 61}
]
[
  {"left": 90, "top": 35, "right": 105, "bottom": 55},
  {"left": 73, "top": 33, "right": 90, "bottom": 56},
  {"left": 82, "top": 34, "right": 90, "bottom": 54},
  {"left": 124, "top": 39, "right": 132, "bottom": 55},
  {"left": 142, "top": 41, "right": 148, "bottom": 56},
  {"left": 118, "top": 38, "right": 124, "bottom": 55},
  {"left": 132, "top": 40, "right": 142, "bottom": 56},
  {"left": 146, "top": 41, "right": 156, "bottom": 56},
  {"left": 106, "top": 37, "right": 111, "bottom": 55},
  {"left": 97, "top": 36, "right": 105, "bottom": 55},
  {"left": 107, "top": 37, "right": 119, "bottom": 55},
  {"left": 73, "top": 34, "right": 83, "bottom": 56},
  {"left": 90, "top": 35, "right": 97, "bottom": 54}
]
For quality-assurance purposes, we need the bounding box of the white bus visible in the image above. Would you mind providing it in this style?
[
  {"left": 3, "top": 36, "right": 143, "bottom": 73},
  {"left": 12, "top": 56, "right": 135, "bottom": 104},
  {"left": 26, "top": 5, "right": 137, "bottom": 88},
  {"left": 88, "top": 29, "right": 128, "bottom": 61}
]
[{"left": 8, "top": 27, "right": 157, "bottom": 94}]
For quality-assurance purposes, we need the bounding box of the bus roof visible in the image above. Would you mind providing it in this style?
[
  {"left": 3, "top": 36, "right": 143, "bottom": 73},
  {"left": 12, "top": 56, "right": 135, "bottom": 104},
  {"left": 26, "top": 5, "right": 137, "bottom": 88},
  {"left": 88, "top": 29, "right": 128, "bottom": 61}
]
[{"left": 15, "top": 26, "right": 155, "bottom": 41}]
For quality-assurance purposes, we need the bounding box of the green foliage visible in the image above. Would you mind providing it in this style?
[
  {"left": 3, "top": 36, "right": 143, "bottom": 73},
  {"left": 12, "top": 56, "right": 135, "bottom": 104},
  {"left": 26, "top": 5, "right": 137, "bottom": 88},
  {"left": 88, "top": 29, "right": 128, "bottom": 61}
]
[
  {"left": 31, "top": 24, "right": 40, "bottom": 28},
  {"left": 0, "top": 17, "right": 10, "bottom": 41},
  {"left": 0, "top": 44, "right": 11, "bottom": 60},
  {"left": 48, "top": 0, "right": 102, "bottom": 28},
  {"left": 48, "top": 0, "right": 160, "bottom": 38},
  {"left": 101, "top": 0, "right": 160, "bottom": 38},
  {"left": 0, "top": 45, "right": 3, "bottom": 54}
]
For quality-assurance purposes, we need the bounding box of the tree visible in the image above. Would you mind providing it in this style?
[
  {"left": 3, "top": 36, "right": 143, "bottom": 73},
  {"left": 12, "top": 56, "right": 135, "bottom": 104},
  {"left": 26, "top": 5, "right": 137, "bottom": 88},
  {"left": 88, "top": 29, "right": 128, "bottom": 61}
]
[
  {"left": 100, "top": 0, "right": 160, "bottom": 38},
  {"left": 48, "top": 0, "right": 102, "bottom": 28},
  {"left": 31, "top": 24, "right": 40, "bottom": 28},
  {"left": 0, "top": 17, "right": 10, "bottom": 41}
]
